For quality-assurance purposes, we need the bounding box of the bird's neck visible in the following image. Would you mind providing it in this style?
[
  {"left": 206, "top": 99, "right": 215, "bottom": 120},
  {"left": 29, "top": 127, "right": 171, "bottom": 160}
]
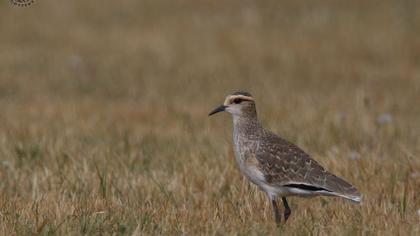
[{"left": 232, "top": 115, "right": 262, "bottom": 138}]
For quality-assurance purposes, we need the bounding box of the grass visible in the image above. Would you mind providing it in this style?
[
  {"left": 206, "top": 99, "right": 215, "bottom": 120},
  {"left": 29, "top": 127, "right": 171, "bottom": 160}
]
[{"left": 0, "top": 0, "right": 420, "bottom": 235}]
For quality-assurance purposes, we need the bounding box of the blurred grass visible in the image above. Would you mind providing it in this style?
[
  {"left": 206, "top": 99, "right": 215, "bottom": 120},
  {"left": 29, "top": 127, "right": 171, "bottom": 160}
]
[{"left": 0, "top": 0, "right": 420, "bottom": 235}]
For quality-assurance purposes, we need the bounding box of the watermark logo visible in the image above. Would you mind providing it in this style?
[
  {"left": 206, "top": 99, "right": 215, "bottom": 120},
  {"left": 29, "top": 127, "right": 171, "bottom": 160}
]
[{"left": 10, "top": 0, "right": 35, "bottom": 7}]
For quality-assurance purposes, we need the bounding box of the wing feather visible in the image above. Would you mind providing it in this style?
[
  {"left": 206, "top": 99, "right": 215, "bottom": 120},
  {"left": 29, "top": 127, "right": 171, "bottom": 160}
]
[{"left": 256, "top": 130, "right": 361, "bottom": 202}]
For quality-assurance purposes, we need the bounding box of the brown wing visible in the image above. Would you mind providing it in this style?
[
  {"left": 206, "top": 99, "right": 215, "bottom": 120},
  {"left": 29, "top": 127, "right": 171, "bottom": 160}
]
[{"left": 256, "top": 130, "right": 361, "bottom": 201}]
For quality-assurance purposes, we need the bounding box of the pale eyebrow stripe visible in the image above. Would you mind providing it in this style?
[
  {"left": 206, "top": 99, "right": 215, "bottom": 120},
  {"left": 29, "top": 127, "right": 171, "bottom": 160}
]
[{"left": 224, "top": 95, "right": 254, "bottom": 105}]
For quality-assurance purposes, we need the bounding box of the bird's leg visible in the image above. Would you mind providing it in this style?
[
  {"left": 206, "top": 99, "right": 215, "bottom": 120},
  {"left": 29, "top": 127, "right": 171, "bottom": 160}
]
[
  {"left": 271, "top": 199, "right": 281, "bottom": 226},
  {"left": 282, "top": 197, "right": 291, "bottom": 222}
]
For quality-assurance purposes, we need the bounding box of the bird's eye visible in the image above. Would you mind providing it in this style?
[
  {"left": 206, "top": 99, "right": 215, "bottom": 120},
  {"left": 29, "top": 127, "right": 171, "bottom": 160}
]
[{"left": 233, "top": 98, "right": 242, "bottom": 104}]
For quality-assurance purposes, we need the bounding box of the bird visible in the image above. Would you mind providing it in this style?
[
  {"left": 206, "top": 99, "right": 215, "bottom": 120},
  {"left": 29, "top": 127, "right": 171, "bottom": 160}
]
[{"left": 208, "top": 91, "right": 361, "bottom": 225}]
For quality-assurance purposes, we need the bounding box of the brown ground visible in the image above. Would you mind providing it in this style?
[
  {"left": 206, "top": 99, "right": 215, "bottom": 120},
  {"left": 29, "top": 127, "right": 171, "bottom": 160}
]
[{"left": 0, "top": 0, "right": 419, "bottom": 235}]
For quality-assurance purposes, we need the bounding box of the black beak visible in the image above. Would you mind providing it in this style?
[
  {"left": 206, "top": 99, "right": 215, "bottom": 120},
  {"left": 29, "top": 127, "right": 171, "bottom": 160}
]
[{"left": 208, "top": 105, "right": 227, "bottom": 116}]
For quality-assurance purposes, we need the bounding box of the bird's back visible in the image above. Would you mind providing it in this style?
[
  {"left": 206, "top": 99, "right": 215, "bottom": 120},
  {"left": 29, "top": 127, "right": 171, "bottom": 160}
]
[{"left": 254, "top": 128, "right": 362, "bottom": 202}]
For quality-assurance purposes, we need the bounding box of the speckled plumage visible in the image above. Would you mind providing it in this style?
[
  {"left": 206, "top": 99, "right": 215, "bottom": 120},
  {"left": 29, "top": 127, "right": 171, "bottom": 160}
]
[{"left": 210, "top": 91, "right": 361, "bottom": 225}]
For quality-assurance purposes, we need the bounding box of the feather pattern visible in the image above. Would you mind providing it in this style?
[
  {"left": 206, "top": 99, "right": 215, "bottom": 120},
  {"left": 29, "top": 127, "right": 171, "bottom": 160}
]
[{"left": 231, "top": 98, "right": 361, "bottom": 203}]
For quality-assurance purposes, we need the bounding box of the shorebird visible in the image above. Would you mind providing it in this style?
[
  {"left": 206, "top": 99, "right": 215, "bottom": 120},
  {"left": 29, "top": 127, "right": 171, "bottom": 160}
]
[{"left": 209, "top": 91, "right": 361, "bottom": 225}]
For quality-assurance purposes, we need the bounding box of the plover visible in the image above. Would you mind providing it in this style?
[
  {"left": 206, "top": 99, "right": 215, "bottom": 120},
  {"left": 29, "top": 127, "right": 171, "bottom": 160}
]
[{"left": 209, "top": 91, "right": 361, "bottom": 225}]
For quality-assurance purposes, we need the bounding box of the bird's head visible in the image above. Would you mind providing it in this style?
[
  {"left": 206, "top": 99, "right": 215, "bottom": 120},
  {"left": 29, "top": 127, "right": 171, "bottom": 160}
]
[{"left": 209, "top": 91, "right": 257, "bottom": 118}]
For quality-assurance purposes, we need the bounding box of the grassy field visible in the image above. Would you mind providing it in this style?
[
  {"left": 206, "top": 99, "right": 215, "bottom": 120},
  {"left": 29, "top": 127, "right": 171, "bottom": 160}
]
[{"left": 1, "top": 0, "right": 420, "bottom": 235}]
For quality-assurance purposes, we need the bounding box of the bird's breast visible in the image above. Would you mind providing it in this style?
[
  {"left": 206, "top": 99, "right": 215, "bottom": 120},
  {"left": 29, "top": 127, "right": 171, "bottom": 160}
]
[{"left": 233, "top": 134, "right": 265, "bottom": 184}]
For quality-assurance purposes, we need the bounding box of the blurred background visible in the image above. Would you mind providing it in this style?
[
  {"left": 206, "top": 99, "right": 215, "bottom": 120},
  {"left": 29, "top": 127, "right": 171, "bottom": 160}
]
[{"left": 0, "top": 0, "right": 419, "bottom": 235}]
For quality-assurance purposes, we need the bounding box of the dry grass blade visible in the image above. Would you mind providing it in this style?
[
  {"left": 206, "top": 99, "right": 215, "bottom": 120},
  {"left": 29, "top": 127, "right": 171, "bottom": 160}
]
[{"left": 0, "top": 0, "right": 419, "bottom": 235}]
